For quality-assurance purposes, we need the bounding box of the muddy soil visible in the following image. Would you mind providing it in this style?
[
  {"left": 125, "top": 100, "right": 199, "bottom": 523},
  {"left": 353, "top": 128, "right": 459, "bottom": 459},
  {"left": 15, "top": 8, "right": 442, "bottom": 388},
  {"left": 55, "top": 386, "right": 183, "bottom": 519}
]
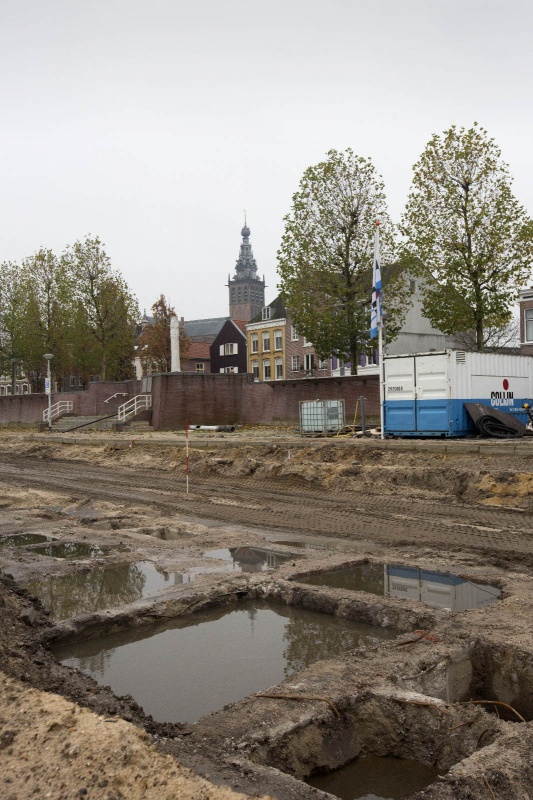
[{"left": 1, "top": 429, "right": 533, "bottom": 799}]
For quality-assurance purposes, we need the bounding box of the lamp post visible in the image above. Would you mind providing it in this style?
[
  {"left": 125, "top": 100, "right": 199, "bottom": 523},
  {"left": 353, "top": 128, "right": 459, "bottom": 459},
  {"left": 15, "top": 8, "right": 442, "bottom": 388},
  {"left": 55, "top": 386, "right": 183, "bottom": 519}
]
[
  {"left": 43, "top": 354, "right": 53, "bottom": 430},
  {"left": 10, "top": 358, "right": 20, "bottom": 396}
]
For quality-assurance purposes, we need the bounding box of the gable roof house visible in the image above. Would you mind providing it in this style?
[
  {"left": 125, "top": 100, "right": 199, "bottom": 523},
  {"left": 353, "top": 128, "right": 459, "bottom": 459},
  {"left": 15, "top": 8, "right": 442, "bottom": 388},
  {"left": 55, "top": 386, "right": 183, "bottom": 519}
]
[{"left": 210, "top": 319, "right": 248, "bottom": 374}]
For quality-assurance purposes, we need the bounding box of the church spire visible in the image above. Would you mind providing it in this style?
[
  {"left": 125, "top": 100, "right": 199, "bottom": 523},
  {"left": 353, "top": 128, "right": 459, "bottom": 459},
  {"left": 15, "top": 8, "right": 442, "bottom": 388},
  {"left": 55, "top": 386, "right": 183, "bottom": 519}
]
[
  {"left": 234, "top": 220, "right": 258, "bottom": 279},
  {"left": 228, "top": 218, "right": 265, "bottom": 322}
]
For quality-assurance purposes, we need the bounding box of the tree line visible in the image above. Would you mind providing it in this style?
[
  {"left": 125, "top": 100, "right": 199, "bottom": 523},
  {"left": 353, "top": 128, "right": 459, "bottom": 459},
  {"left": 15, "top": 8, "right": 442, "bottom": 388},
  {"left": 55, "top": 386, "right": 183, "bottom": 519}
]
[
  {"left": 278, "top": 123, "right": 533, "bottom": 371},
  {"left": 0, "top": 236, "right": 139, "bottom": 392}
]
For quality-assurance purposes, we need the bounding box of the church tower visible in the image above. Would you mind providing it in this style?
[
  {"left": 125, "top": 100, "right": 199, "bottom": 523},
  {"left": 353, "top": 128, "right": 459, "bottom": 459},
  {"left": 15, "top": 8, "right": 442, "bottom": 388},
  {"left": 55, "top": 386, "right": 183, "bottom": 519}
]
[{"left": 228, "top": 220, "right": 265, "bottom": 322}]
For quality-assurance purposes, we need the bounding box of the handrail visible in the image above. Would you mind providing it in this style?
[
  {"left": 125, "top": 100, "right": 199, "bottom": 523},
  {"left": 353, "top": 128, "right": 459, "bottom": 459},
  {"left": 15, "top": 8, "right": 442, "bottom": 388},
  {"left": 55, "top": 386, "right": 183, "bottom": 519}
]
[
  {"left": 117, "top": 394, "right": 152, "bottom": 423},
  {"left": 43, "top": 400, "right": 73, "bottom": 423},
  {"left": 104, "top": 393, "right": 129, "bottom": 404}
]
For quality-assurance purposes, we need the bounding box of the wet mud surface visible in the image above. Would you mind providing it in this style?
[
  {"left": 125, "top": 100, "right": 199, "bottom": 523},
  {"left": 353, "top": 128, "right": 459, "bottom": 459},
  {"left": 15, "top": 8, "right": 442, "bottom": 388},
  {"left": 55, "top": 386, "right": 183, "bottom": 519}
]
[{"left": 1, "top": 431, "right": 533, "bottom": 799}]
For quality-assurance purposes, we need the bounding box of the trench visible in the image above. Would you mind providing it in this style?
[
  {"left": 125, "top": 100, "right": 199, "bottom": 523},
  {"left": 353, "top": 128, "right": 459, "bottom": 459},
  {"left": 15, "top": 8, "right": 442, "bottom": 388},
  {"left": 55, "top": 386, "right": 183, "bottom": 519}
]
[
  {"left": 2, "top": 507, "right": 533, "bottom": 799},
  {"left": 52, "top": 599, "right": 396, "bottom": 724},
  {"left": 296, "top": 561, "right": 502, "bottom": 612}
]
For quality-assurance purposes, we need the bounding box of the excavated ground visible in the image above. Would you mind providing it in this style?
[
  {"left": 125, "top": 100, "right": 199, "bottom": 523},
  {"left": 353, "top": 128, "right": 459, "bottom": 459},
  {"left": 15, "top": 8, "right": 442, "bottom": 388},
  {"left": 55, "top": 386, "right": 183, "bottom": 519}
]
[{"left": 1, "top": 426, "right": 533, "bottom": 799}]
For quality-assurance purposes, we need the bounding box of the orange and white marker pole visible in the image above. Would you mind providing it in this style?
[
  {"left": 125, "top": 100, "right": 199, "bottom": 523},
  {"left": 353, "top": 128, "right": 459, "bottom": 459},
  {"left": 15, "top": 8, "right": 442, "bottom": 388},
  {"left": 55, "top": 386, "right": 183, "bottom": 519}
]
[{"left": 185, "top": 419, "right": 189, "bottom": 497}]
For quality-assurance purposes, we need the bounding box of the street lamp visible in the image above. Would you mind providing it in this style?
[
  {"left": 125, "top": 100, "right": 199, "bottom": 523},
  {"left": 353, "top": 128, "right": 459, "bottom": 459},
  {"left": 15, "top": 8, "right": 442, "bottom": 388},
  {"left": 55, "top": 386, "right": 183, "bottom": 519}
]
[
  {"left": 43, "top": 354, "right": 53, "bottom": 430},
  {"left": 10, "top": 358, "right": 20, "bottom": 396}
]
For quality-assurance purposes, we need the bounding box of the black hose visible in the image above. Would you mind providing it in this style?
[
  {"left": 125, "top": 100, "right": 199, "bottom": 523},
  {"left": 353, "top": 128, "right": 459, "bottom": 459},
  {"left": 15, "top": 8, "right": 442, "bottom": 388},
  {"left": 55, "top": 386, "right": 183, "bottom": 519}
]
[{"left": 464, "top": 403, "right": 526, "bottom": 439}]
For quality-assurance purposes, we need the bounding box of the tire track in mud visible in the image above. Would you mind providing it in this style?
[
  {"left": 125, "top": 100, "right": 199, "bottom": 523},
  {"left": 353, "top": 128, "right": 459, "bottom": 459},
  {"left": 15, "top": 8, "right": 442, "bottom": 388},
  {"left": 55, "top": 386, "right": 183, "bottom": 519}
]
[{"left": 1, "top": 458, "right": 533, "bottom": 559}]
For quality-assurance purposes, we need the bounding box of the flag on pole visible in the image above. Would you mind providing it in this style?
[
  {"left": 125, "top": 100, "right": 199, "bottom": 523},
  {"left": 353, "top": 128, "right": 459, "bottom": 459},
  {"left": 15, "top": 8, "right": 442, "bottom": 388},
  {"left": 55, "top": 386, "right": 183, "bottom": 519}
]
[{"left": 370, "top": 221, "right": 382, "bottom": 339}]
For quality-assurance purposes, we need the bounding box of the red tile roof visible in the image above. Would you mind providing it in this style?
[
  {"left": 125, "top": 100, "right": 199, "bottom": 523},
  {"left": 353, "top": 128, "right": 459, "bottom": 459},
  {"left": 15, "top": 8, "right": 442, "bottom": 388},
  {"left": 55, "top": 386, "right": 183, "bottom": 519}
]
[{"left": 186, "top": 342, "right": 211, "bottom": 359}]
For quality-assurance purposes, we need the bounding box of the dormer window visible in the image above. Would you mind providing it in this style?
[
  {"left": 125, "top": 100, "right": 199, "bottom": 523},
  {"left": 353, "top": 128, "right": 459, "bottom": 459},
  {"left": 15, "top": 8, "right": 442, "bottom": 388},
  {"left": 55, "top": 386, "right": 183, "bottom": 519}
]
[{"left": 262, "top": 306, "right": 271, "bottom": 321}]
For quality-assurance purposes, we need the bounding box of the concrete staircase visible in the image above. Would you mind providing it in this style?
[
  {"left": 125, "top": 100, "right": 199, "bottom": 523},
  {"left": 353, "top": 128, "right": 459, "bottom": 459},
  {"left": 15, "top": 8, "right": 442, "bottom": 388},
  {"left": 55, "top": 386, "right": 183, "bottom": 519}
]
[
  {"left": 50, "top": 415, "right": 118, "bottom": 432},
  {"left": 49, "top": 411, "right": 154, "bottom": 434},
  {"left": 128, "top": 420, "right": 154, "bottom": 433}
]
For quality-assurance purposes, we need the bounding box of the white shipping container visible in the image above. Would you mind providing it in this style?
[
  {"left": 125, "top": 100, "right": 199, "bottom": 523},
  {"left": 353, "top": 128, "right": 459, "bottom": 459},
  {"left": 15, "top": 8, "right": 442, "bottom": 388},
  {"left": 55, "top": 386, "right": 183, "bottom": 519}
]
[{"left": 384, "top": 350, "right": 533, "bottom": 437}]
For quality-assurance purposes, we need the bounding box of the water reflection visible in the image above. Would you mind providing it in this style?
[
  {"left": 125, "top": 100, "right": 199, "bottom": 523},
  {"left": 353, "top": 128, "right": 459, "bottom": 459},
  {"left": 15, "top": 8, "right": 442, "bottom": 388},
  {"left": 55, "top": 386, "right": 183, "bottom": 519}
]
[
  {"left": 204, "top": 546, "right": 301, "bottom": 572},
  {"left": 30, "top": 542, "right": 108, "bottom": 559},
  {"left": 271, "top": 538, "right": 340, "bottom": 553},
  {"left": 0, "top": 533, "right": 52, "bottom": 547},
  {"left": 53, "top": 600, "right": 396, "bottom": 723},
  {"left": 306, "top": 755, "right": 441, "bottom": 799},
  {"left": 301, "top": 563, "right": 501, "bottom": 612},
  {"left": 27, "top": 561, "right": 194, "bottom": 619}
]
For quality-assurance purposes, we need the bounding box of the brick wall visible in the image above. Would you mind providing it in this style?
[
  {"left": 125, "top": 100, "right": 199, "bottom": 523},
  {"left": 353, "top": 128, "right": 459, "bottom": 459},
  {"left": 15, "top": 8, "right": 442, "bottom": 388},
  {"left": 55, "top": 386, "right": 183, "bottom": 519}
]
[
  {"left": 0, "top": 380, "right": 141, "bottom": 425},
  {"left": 151, "top": 373, "right": 379, "bottom": 429},
  {"left": 0, "top": 372, "right": 379, "bottom": 429}
]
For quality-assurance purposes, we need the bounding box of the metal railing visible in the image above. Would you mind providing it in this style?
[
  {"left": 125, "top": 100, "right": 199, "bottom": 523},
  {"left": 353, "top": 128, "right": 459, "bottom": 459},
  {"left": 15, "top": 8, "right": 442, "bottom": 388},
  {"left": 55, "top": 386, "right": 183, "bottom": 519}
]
[
  {"left": 104, "top": 393, "right": 129, "bottom": 404},
  {"left": 117, "top": 394, "right": 152, "bottom": 423},
  {"left": 43, "top": 400, "right": 73, "bottom": 423}
]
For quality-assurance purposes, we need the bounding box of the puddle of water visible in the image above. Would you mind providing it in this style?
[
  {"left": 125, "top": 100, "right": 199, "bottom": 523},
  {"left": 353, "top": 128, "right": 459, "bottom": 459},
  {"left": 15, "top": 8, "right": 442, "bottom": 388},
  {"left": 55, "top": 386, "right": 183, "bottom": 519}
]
[
  {"left": 26, "top": 561, "right": 194, "bottom": 619},
  {"left": 30, "top": 542, "right": 109, "bottom": 559},
  {"left": 0, "top": 533, "right": 52, "bottom": 547},
  {"left": 306, "top": 755, "right": 441, "bottom": 799},
  {"left": 46, "top": 506, "right": 107, "bottom": 520},
  {"left": 301, "top": 563, "right": 500, "bottom": 612},
  {"left": 204, "top": 546, "right": 301, "bottom": 572},
  {"left": 53, "top": 600, "right": 396, "bottom": 723},
  {"left": 272, "top": 538, "right": 340, "bottom": 553}
]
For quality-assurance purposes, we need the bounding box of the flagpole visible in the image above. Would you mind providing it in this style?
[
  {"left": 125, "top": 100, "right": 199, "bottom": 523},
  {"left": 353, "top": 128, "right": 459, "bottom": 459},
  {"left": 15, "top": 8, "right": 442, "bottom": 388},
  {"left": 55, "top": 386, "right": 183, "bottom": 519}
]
[
  {"left": 379, "top": 319, "right": 385, "bottom": 440},
  {"left": 370, "top": 220, "right": 385, "bottom": 440}
]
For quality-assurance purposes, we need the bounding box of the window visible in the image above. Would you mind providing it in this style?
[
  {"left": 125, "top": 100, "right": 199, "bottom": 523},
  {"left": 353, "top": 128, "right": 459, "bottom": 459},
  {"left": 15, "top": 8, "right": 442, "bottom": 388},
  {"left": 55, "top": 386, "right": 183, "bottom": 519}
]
[
  {"left": 196, "top": 363, "right": 205, "bottom": 373},
  {"left": 262, "top": 306, "right": 271, "bottom": 321},
  {"left": 6, "top": 385, "right": 12, "bottom": 395},
  {"left": 263, "top": 359, "right": 271, "bottom": 381},
  {"left": 22, "top": 384, "right": 29, "bottom": 394},
  {"left": 304, "top": 353, "right": 314, "bottom": 371},
  {"left": 238, "top": 288, "right": 242, "bottom": 302},
  {"left": 231, "top": 288, "right": 236, "bottom": 302},
  {"left": 220, "top": 342, "right": 238, "bottom": 356},
  {"left": 244, "top": 289, "right": 248, "bottom": 301},
  {"left": 526, "top": 309, "right": 533, "bottom": 342},
  {"left": 409, "top": 279, "right": 416, "bottom": 293},
  {"left": 262, "top": 332, "right": 270, "bottom": 352},
  {"left": 275, "top": 357, "right": 283, "bottom": 380},
  {"left": 70, "top": 376, "right": 77, "bottom": 387},
  {"left": 223, "top": 366, "right": 238, "bottom": 374},
  {"left": 291, "top": 325, "right": 298, "bottom": 341},
  {"left": 0, "top": 386, "right": 5, "bottom": 396},
  {"left": 274, "top": 330, "right": 283, "bottom": 350},
  {"left": 291, "top": 355, "right": 299, "bottom": 371},
  {"left": 303, "top": 336, "right": 312, "bottom": 347},
  {"left": 318, "top": 358, "right": 328, "bottom": 370},
  {"left": 251, "top": 360, "right": 259, "bottom": 380},
  {"left": 251, "top": 333, "right": 259, "bottom": 353}
]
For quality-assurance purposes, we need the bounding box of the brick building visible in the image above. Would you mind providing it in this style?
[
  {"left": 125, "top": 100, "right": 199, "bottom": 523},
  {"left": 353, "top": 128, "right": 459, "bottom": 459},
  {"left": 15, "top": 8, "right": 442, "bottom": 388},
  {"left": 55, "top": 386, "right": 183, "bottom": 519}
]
[{"left": 246, "top": 296, "right": 330, "bottom": 382}]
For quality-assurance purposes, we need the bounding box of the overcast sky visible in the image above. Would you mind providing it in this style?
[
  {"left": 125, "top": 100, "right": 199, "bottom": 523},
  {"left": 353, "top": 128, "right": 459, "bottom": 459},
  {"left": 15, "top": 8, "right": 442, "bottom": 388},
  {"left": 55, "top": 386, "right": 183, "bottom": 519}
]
[{"left": 1, "top": 0, "right": 532, "bottom": 320}]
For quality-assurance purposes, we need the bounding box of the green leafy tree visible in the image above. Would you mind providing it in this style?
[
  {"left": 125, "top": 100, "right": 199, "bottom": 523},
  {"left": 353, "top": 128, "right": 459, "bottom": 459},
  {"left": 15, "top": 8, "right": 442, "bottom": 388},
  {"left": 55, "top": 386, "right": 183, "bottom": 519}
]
[
  {"left": 16, "top": 249, "right": 76, "bottom": 390},
  {"left": 277, "top": 149, "right": 408, "bottom": 372},
  {"left": 0, "top": 262, "right": 19, "bottom": 378},
  {"left": 137, "top": 295, "right": 190, "bottom": 374},
  {"left": 64, "top": 236, "right": 139, "bottom": 380},
  {"left": 401, "top": 123, "right": 533, "bottom": 350}
]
